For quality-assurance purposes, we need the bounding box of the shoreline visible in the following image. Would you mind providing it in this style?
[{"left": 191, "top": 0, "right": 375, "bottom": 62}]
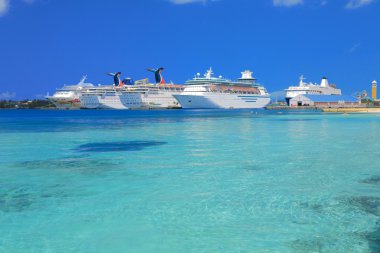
[
  {"left": 322, "top": 107, "right": 380, "bottom": 113},
  {"left": 3, "top": 106, "right": 380, "bottom": 113}
]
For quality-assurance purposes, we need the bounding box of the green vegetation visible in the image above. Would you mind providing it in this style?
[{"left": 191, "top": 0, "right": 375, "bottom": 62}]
[{"left": 0, "top": 100, "right": 55, "bottom": 109}]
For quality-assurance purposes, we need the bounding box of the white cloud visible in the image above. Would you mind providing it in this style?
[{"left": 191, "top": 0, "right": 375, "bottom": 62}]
[
  {"left": 23, "top": 0, "right": 36, "bottom": 4},
  {"left": 169, "top": 0, "right": 213, "bottom": 5},
  {"left": 345, "top": 0, "right": 375, "bottom": 9},
  {"left": 0, "top": 91, "right": 16, "bottom": 100},
  {"left": 0, "top": 0, "right": 38, "bottom": 17},
  {"left": 0, "top": 0, "right": 9, "bottom": 17},
  {"left": 348, "top": 43, "right": 360, "bottom": 53},
  {"left": 273, "top": 0, "right": 303, "bottom": 7}
]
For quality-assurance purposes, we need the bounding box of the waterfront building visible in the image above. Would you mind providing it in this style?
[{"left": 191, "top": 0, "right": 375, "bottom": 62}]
[
  {"left": 372, "top": 80, "right": 377, "bottom": 100},
  {"left": 289, "top": 94, "right": 360, "bottom": 108},
  {"left": 284, "top": 76, "right": 341, "bottom": 105}
]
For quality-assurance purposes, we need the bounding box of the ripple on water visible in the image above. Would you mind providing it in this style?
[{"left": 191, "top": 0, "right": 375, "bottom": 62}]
[
  {"left": 299, "top": 202, "right": 324, "bottom": 213},
  {"left": 361, "top": 176, "right": 380, "bottom": 185},
  {"left": 349, "top": 196, "right": 380, "bottom": 217},
  {"left": 0, "top": 184, "right": 69, "bottom": 213},
  {"left": 347, "top": 196, "right": 380, "bottom": 252},
  {"left": 271, "top": 118, "right": 320, "bottom": 122},
  {"left": 289, "top": 237, "right": 324, "bottom": 253},
  {"left": 0, "top": 188, "right": 33, "bottom": 212},
  {"left": 74, "top": 141, "right": 167, "bottom": 153},
  {"left": 365, "top": 225, "right": 380, "bottom": 253},
  {"left": 18, "top": 157, "right": 123, "bottom": 174}
]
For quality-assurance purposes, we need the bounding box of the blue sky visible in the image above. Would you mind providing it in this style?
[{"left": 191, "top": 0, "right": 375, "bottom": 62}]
[{"left": 0, "top": 0, "right": 379, "bottom": 99}]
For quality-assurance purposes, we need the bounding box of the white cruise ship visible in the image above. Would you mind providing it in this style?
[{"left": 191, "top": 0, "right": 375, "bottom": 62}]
[
  {"left": 81, "top": 83, "right": 184, "bottom": 109},
  {"left": 46, "top": 77, "right": 142, "bottom": 109},
  {"left": 46, "top": 76, "right": 93, "bottom": 109},
  {"left": 47, "top": 77, "right": 184, "bottom": 110},
  {"left": 173, "top": 68, "right": 271, "bottom": 109},
  {"left": 284, "top": 76, "right": 341, "bottom": 105}
]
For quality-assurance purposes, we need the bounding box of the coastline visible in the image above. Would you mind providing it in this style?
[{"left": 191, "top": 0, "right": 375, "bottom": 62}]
[{"left": 322, "top": 107, "right": 380, "bottom": 113}]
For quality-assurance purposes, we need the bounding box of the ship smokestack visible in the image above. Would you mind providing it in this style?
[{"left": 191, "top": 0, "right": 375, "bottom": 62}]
[
  {"left": 320, "top": 77, "right": 329, "bottom": 87},
  {"left": 238, "top": 70, "right": 256, "bottom": 84},
  {"left": 241, "top": 70, "right": 253, "bottom": 79},
  {"left": 147, "top": 67, "right": 166, "bottom": 84}
]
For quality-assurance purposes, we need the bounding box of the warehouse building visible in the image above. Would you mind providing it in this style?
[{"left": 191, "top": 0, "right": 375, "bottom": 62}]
[{"left": 289, "top": 94, "right": 360, "bottom": 108}]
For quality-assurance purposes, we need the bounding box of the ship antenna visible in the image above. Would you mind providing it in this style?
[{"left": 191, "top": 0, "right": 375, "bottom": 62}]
[
  {"left": 205, "top": 67, "right": 213, "bottom": 79},
  {"left": 299, "top": 75, "right": 305, "bottom": 86},
  {"left": 79, "top": 75, "right": 87, "bottom": 85}
]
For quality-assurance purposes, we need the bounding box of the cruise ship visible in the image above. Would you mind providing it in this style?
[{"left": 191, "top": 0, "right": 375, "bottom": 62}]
[
  {"left": 82, "top": 83, "right": 184, "bottom": 109},
  {"left": 173, "top": 68, "right": 271, "bottom": 109},
  {"left": 46, "top": 76, "right": 93, "bottom": 109},
  {"left": 284, "top": 76, "right": 341, "bottom": 105},
  {"left": 47, "top": 72, "right": 184, "bottom": 109},
  {"left": 46, "top": 76, "right": 142, "bottom": 109},
  {"left": 81, "top": 74, "right": 184, "bottom": 110}
]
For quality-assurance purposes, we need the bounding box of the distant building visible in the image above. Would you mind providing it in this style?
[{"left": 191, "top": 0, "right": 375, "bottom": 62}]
[
  {"left": 372, "top": 80, "right": 378, "bottom": 100},
  {"left": 289, "top": 94, "right": 360, "bottom": 108}
]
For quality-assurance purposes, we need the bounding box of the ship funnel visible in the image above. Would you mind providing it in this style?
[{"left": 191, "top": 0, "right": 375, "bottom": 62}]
[
  {"left": 241, "top": 70, "right": 253, "bottom": 79},
  {"left": 320, "top": 77, "right": 329, "bottom": 87},
  {"left": 238, "top": 70, "right": 256, "bottom": 84},
  {"left": 147, "top": 67, "right": 165, "bottom": 84}
]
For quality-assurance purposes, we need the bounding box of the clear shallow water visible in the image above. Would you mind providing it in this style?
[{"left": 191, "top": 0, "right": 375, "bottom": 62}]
[{"left": 1, "top": 109, "right": 380, "bottom": 253}]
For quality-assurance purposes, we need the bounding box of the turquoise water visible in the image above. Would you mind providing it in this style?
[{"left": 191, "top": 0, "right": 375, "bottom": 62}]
[{"left": 1, "top": 109, "right": 380, "bottom": 253}]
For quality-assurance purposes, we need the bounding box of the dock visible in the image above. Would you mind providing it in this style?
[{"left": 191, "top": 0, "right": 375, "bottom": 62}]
[
  {"left": 265, "top": 105, "right": 321, "bottom": 111},
  {"left": 322, "top": 107, "right": 380, "bottom": 113}
]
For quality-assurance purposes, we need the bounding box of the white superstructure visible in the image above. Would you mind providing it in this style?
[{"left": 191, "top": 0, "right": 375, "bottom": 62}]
[
  {"left": 173, "top": 68, "right": 271, "bottom": 109},
  {"left": 284, "top": 76, "right": 341, "bottom": 105}
]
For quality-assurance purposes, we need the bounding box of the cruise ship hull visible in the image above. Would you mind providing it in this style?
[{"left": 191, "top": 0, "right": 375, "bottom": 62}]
[
  {"left": 80, "top": 93, "right": 142, "bottom": 110},
  {"left": 141, "top": 91, "right": 182, "bottom": 109},
  {"left": 80, "top": 91, "right": 181, "bottom": 110},
  {"left": 174, "top": 93, "right": 271, "bottom": 109},
  {"left": 46, "top": 96, "right": 82, "bottom": 109}
]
